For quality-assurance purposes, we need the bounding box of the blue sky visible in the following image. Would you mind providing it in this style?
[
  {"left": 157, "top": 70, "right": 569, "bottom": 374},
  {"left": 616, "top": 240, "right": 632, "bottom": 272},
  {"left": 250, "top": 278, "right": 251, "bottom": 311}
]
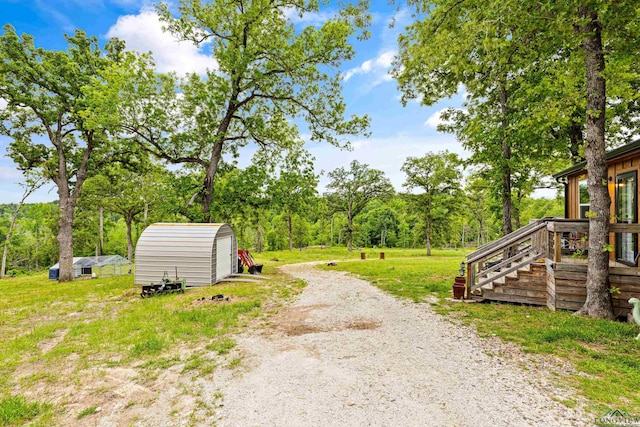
[{"left": 0, "top": 0, "right": 470, "bottom": 203}]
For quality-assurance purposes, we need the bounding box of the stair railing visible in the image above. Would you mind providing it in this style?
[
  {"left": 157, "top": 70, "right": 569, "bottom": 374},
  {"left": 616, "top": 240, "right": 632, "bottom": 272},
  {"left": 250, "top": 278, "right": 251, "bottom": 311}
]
[{"left": 465, "top": 219, "right": 551, "bottom": 294}]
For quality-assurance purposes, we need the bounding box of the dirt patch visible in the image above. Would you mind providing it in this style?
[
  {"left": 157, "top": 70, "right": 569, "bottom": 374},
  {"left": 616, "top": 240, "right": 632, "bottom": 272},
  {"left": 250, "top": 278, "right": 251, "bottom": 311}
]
[
  {"left": 345, "top": 320, "right": 379, "bottom": 330},
  {"left": 37, "top": 328, "right": 68, "bottom": 354},
  {"left": 270, "top": 304, "right": 380, "bottom": 336}
]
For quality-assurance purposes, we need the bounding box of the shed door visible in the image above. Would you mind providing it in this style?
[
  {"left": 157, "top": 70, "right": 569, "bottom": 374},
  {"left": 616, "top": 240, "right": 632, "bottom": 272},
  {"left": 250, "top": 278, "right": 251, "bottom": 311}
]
[{"left": 216, "top": 236, "right": 233, "bottom": 282}]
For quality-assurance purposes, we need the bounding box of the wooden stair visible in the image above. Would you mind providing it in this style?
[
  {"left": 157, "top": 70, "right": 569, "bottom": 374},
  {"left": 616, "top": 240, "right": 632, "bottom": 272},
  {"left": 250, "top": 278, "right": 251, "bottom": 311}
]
[{"left": 479, "top": 262, "right": 547, "bottom": 306}]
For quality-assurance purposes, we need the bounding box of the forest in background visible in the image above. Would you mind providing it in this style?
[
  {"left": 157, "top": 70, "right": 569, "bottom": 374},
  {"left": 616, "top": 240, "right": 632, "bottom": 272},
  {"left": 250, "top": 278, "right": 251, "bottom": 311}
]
[{"left": 0, "top": 162, "right": 563, "bottom": 275}]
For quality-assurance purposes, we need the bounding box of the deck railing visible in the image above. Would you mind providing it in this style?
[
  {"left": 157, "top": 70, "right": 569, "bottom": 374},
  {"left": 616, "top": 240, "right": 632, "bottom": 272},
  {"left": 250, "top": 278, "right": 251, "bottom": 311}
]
[
  {"left": 465, "top": 218, "right": 640, "bottom": 296},
  {"left": 465, "top": 219, "right": 550, "bottom": 293}
]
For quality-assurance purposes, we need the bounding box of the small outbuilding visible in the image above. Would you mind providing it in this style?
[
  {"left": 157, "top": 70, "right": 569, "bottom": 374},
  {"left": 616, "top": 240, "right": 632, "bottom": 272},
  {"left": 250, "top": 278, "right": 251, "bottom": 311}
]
[
  {"left": 48, "top": 255, "right": 132, "bottom": 280},
  {"left": 134, "top": 223, "right": 238, "bottom": 287}
]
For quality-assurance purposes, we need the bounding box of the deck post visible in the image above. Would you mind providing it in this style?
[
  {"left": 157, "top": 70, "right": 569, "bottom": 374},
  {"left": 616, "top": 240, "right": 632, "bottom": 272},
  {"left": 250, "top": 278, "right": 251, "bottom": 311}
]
[
  {"left": 553, "top": 232, "right": 562, "bottom": 262},
  {"left": 465, "top": 260, "right": 473, "bottom": 299}
]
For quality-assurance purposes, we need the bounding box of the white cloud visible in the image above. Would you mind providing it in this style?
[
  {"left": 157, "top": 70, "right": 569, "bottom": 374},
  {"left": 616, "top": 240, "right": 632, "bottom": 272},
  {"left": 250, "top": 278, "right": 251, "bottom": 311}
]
[
  {"left": 282, "top": 7, "right": 332, "bottom": 26},
  {"left": 106, "top": 9, "right": 216, "bottom": 76},
  {"left": 0, "top": 98, "right": 7, "bottom": 110},
  {"left": 424, "top": 108, "right": 448, "bottom": 129},
  {"left": 424, "top": 108, "right": 467, "bottom": 129},
  {"left": 343, "top": 50, "right": 396, "bottom": 82},
  {"left": 308, "top": 133, "right": 470, "bottom": 193}
]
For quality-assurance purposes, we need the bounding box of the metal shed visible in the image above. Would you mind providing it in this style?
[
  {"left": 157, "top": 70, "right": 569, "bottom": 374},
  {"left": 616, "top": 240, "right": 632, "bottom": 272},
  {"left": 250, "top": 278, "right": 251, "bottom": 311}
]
[{"left": 134, "top": 223, "right": 238, "bottom": 287}]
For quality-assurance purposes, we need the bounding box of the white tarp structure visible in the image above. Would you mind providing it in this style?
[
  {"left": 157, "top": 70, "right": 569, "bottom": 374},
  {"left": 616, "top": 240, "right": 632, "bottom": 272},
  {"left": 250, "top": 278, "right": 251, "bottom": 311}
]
[
  {"left": 49, "top": 255, "right": 132, "bottom": 280},
  {"left": 134, "top": 223, "right": 238, "bottom": 287}
]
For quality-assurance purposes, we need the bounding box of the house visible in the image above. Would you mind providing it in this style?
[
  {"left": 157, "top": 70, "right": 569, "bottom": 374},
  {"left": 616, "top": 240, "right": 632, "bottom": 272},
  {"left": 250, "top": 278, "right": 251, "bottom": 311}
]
[
  {"left": 464, "top": 139, "right": 640, "bottom": 318},
  {"left": 553, "top": 139, "right": 640, "bottom": 266}
]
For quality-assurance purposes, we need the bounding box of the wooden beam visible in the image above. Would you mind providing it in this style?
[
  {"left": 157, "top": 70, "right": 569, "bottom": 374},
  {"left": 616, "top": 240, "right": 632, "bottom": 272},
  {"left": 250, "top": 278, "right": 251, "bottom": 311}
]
[{"left": 554, "top": 232, "right": 562, "bottom": 262}]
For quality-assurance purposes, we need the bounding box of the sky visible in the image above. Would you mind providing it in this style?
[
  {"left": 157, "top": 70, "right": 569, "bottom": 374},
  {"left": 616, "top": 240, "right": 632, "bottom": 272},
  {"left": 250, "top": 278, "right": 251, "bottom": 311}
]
[{"left": 0, "top": 0, "right": 473, "bottom": 203}]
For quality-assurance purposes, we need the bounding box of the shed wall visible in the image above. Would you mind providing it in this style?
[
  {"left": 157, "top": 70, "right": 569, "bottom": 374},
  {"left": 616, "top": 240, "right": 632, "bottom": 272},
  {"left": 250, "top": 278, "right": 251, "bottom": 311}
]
[{"left": 135, "top": 223, "right": 237, "bottom": 287}]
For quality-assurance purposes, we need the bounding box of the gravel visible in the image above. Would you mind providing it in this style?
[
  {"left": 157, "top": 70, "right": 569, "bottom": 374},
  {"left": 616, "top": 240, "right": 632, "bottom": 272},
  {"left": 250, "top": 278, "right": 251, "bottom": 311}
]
[{"left": 210, "top": 263, "right": 590, "bottom": 427}]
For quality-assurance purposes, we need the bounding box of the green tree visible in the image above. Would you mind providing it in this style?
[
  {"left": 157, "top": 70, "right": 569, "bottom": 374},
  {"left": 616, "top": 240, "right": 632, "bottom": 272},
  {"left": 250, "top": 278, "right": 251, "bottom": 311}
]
[
  {"left": 117, "top": 0, "right": 371, "bottom": 221},
  {"left": 81, "top": 165, "right": 163, "bottom": 260},
  {"left": 325, "top": 160, "right": 393, "bottom": 251},
  {"left": 268, "top": 147, "right": 318, "bottom": 251},
  {"left": 0, "top": 175, "right": 43, "bottom": 278},
  {"left": 393, "top": 0, "right": 639, "bottom": 318},
  {"left": 0, "top": 26, "right": 128, "bottom": 281},
  {"left": 401, "top": 151, "right": 463, "bottom": 256},
  {"left": 356, "top": 199, "right": 400, "bottom": 248}
]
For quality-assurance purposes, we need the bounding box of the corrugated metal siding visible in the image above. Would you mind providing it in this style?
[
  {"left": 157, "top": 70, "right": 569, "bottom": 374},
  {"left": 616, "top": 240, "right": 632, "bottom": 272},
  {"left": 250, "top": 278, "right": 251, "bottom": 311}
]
[{"left": 135, "top": 223, "right": 236, "bottom": 287}]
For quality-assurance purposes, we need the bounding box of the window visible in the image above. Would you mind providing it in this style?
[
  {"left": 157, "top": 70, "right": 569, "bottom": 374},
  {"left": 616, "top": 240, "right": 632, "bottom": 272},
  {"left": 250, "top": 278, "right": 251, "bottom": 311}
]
[
  {"left": 578, "top": 178, "right": 590, "bottom": 218},
  {"left": 616, "top": 171, "right": 637, "bottom": 266}
]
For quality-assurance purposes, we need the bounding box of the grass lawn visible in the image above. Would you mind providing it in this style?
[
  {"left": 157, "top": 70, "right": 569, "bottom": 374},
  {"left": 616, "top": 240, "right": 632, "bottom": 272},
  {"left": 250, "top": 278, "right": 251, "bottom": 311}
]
[
  {"left": 2, "top": 246, "right": 639, "bottom": 424},
  {"left": 0, "top": 264, "right": 303, "bottom": 426}
]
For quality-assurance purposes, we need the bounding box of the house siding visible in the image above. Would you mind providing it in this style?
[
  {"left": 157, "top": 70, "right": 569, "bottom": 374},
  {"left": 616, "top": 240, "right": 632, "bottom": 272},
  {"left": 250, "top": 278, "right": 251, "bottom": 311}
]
[{"left": 565, "top": 151, "right": 640, "bottom": 263}]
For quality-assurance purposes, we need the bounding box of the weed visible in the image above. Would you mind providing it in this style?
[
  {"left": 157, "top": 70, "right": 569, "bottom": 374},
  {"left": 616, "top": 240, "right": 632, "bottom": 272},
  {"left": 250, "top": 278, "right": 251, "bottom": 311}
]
[
  {"left": 182, "top": 355, "right": 216, "bottom": 375},
  {"left": 206, "top": 337, "right": 236, "bottom": 355},
  {"left": 77, "top": 406, "right": 97, "bottom": 419},
  {"left": 131, "top": 337, "right": 165, "bottom": 356},
  {"left": 227, "top": 357, "right": 242, "bottom": 369}
]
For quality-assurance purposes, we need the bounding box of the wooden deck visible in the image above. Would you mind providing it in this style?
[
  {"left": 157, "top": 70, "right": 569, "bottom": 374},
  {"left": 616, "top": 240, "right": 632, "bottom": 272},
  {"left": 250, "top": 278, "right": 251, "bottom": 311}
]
[{"left": 466, "top": 218, "right": 640, "bottom": 318}]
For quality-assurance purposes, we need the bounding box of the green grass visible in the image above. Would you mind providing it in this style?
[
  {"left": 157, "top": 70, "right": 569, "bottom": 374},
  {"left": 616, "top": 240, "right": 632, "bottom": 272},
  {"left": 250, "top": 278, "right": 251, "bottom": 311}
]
[
  {"left": 0, "top": 264, "right": 304, "bottom": 425},
  {"left": 317, "top": 249, "right": 464, "bottom": 302},
  {"left": 77, "top": 406, "right": 97, "bottom": 419},
  {"left": 254, "top": 246, "right": 443, "bottom": 267},
  {"left": 206, "top": 337, "right": 236, "bottom": 355},
  {"left": 0, "top": 395, "right": 52, "bottom": 426},
  {"left": 438, "top": 301, "right": 640, "bottom": 413},
  {"left": 4, "top": 246, "right": 639, "bottom": 420}
]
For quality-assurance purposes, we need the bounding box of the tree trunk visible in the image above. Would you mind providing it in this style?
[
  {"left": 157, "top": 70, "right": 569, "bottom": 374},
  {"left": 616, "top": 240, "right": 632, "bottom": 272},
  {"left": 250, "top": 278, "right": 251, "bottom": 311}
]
[
  {"left": 35, "top": 225, "right": 39, "bottom": 271},
  {"left": 330, "top": 215, "right": 334, "bottom": 246},
  {"left": 426, "top": 217, "right": 432, "bottom": 256},
  {"left": 57, "top": 196, "right": 75, "bottom": 282},
  {"left": 98, "top": 206, "right": 104, "bottom": 256},
  {"left": 202, "top": 93, "right": 239, "bottom": 222},
  {"left": 347, "top": 214, "right": 354, "bottom": 252},
  {"left": 569, "top": 116, "right": 585, "bottom": 162},
  {"left": 0, "top": 213, "right": 18, "bottom": 279},
  {"left": 125, "top": 215, "right": 134, "bottom": 261},
  {"left": 576, "top": 6, "right": 614, "bottom": 319},
  {"left": 287, "top": 214, "right": 293, "bottom": 251},
  {"left": 256, "top": 224, "right": 264, "bottom": 253},
  {"left": 202, "top": 141, "right": 224, "bottom": 223},
  {"left": 499, "top": 83, "right": 513, "bottom": 237}
]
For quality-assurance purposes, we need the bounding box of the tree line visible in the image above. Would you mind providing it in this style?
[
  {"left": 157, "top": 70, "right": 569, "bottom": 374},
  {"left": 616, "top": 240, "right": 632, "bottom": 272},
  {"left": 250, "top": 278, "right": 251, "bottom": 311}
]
[{"left": 0, "top": 154, "right": 563, "bottom": 275}]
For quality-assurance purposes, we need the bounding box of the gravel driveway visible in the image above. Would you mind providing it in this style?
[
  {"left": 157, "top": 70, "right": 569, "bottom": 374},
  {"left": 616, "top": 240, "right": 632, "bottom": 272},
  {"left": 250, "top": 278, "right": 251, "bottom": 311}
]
[{"left": 211, "top": 263, "right": 589, "bottom": 427}]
